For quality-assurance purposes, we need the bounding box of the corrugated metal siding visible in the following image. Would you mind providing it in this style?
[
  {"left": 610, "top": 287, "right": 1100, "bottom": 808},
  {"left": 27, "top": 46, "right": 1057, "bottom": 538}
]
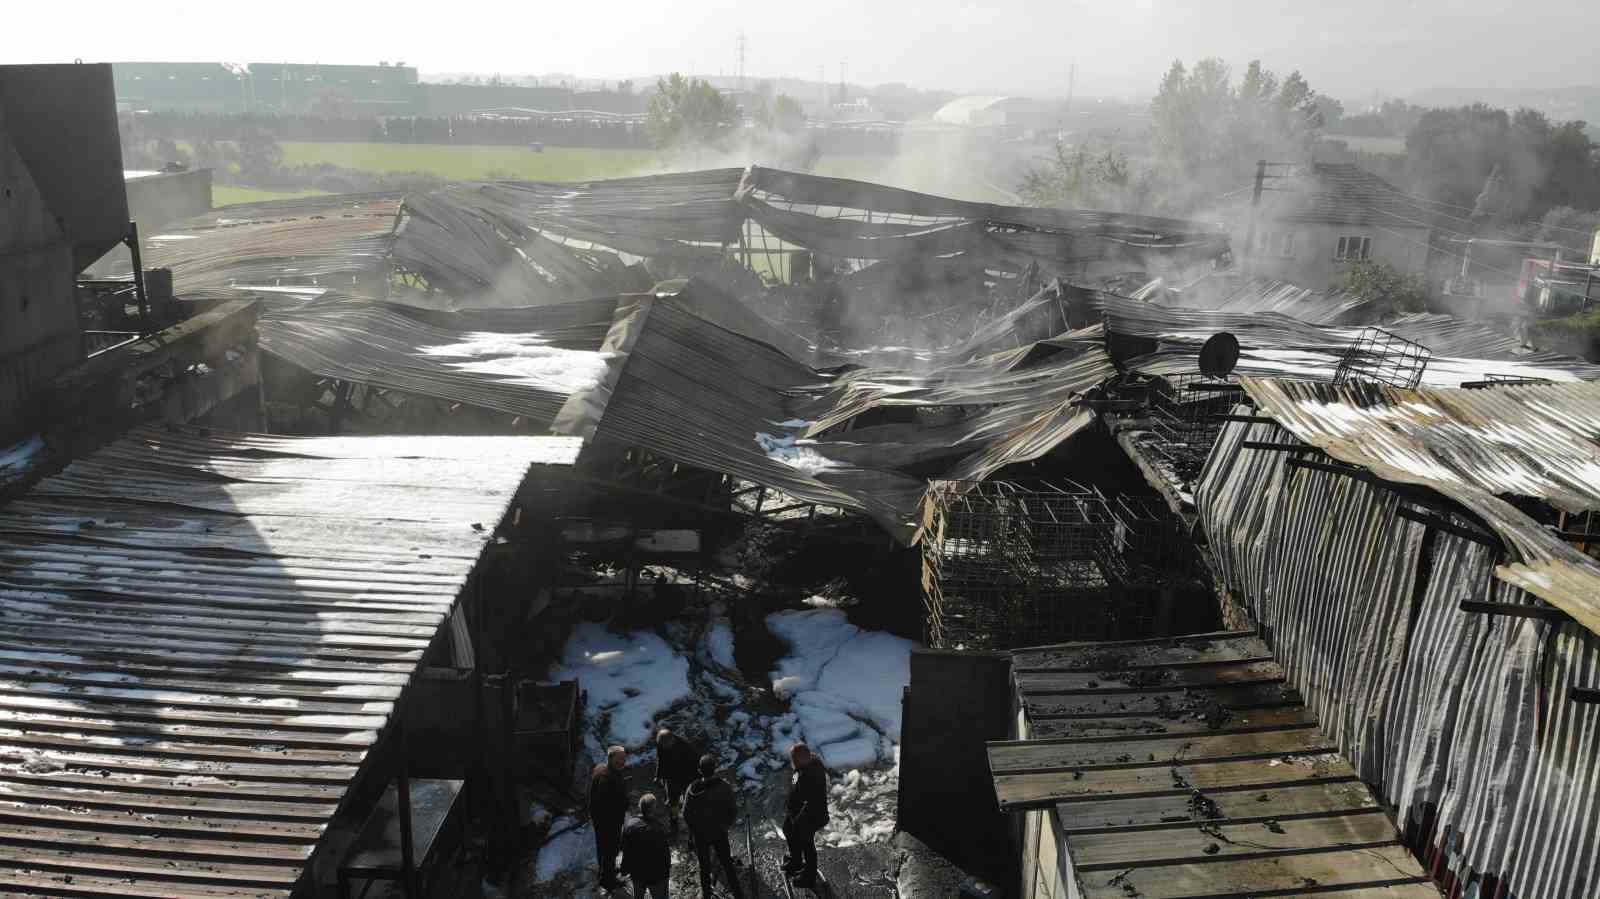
[
  {"left": 1242, "top": 378, "right": 1600, "bottom": 633},
  {"left": 0, "top": 425, "right": 579, "bottom": 897},
  {"left": 1197, "top": 415, "right": 1600, "bottom": 897}
]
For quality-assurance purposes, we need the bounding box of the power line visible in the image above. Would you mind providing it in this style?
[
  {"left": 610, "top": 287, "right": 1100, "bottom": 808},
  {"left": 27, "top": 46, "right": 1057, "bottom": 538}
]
[
  {"left": 1366, "top": 181, "right": 1600, "bottom": 241},
  {"left": 1368, "top": 223, "right": 1529, "bottom": 283}
]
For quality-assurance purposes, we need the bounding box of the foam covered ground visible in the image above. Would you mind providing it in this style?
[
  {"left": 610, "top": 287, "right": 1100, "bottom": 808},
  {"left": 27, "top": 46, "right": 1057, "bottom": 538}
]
[
  {"left": 767, "top": 608, "right": 913, "bottom": 771},
  {"left": 532, "top": 602, "right": 913, "bottom": 895},
  {"left": 552, "top": 623, "right": 693, "bottom": 750}
]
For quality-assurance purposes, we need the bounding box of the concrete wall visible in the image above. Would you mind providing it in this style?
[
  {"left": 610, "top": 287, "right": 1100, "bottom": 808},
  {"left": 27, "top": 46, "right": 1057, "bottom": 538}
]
[
  {"left": 127, "top": 169, "right": 212, "bottom": 232},
  {"left": 0, "top": 112, "right": 79, "bottom": 445},
  {"left": 896, "top": 648, "right": 1015, "bottom": 890},
  {"left": 88, "top": 169, "right": 213, "bottom": 274},
  {"left": 0, "top": 64, "right": 129, "bottom": 271},
  {"left": 1237, "top": 220, "right": 1431, "bottom": 288}
]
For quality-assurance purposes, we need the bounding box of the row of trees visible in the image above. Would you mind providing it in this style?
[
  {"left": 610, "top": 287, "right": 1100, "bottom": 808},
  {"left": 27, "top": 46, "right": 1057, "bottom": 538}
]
[
  {"left": 643, "top": 74, "right": 818, "bottom": 169},
  {"left": 1020, "top": 58, "right": 1600, "bottom": 254},
  {"left": 1020, "top": 57, "right": 1329, "bottom": 215},
  {"left": 644, "top": 73, "right": 806, "bottom": 149},
  {"left": 1404, "top": 104, "right": 1600, "bottom": 229}
]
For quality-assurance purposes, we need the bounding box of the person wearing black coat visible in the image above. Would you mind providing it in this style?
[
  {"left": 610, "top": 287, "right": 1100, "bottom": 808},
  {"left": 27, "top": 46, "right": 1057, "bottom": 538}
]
[
  {"left": 682, "top": 754, "right": 744, "bottom": 899},
  {"left": 589, "top": 746, "right": 630, "bottom": 890},
  {"left": 653, "top": 728, "right": 701, "bottom": 831},
  {"left": 619, "top": 793, "right": 672, "bottom": 899},
  {"left": 782, "top": 743, "right": 829, "bottom": 888}
]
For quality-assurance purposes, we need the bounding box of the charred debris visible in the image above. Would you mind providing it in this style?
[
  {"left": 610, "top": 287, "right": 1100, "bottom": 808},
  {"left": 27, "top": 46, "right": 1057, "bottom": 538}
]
[{"left": 7, "top": 62, "right": 1600, "bottom": 899}]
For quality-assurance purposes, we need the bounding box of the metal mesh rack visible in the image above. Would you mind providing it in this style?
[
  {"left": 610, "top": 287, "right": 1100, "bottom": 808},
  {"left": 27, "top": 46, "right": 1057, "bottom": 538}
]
[
  {"left": 1107, "top": 496, "right": 1200, "bottom": 585},
  {"left": 1461, "top": 373, "right": 1555, "bottom": 389},
  {"left": 1333, "top": 327, "right": 1432, "bottom": 389},
  {"left": 922, "top": 480, "right": 1159, "bottom": 650},
  {"left": 1148, "top": 373, "right": 1242, "bottom": 483}
]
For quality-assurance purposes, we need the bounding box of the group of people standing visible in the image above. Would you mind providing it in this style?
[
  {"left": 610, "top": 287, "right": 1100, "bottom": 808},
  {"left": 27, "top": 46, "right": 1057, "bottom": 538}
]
[{"left": 588, "top": 728, "right": 830, "bottom": 897}]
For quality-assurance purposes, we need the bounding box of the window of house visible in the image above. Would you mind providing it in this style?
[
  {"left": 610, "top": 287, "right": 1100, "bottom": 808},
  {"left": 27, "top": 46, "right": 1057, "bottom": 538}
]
[
  {"left": 1254, "top": 231, "right": 1297, "bottom": 258},
  {"left": 1336, "top": 235, "right": 1372, "bottom": 261}
]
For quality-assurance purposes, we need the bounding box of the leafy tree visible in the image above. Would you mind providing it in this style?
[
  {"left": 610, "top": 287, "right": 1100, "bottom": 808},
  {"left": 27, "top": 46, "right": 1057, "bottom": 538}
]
[
  {"left": 1019, "top": 142, "right": 1140, "bottom": 210},
  {"left": 1315, "top": 96, "right": 1345, "bottom": 132},
  {"left": 771, "top": 94, "right": 806, "bottom": 134},
  {"left": 1534, "top": 206, "right": 1600, "bottom": 257},
  {"left": 191, "top": 137, "right": 225, "bottom": 172},
  {"left": 647, "top": 73, "right": 737, "bottom": 150},
  {"left": 1339, "top": 259, "right": 1427, "bottom": 314},
  {"left": 236, "top": 127, "right": 283, "bottom": 182},
  {"left": 1403, "top": 104, "right": 1600, "bottom": 227},
  {"left": 1149, "top": 58, "right": 1324, "bottom": 213},
  {"left": 152, "top": 138, "right": 190, "bottom": 169},
  {"left": 1535, "top": 120, "right": 1600, "bottom": 213}
]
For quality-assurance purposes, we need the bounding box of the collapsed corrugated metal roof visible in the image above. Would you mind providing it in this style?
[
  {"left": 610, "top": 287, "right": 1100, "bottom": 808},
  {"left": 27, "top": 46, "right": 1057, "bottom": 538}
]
[
  {"left": 0, "top": 425, "right": 578, "bottom": 897},
  {"left": 1097, "top": 291, "right": 1600, "bottom": 385},
  {"left": 548, "top": 288, "right": 1115, "bottom": 539},
  {"left": 139, "top": 166, "right": 1230, "bottom": 316},
  {"left": 1163, "top": 275, "right": 1375, "bottom": 325},
  {"left": 258, "top": 293, "right": 621, "bottom": 429},
  {"left": 130, "top": 194, "right": 403, "bottom": 302},
  {"left": 255, "top": 275, "right": 1113, "bottom": 541},
  {"left": 1240, "top": 377, "right": 1600, "bottom": 632}
]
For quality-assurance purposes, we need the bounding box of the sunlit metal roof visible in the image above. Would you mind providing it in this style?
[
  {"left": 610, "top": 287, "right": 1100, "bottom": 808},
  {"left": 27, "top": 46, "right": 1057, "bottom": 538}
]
[{"left": 0, "top": 425, "right": 577, "bottom": 896}]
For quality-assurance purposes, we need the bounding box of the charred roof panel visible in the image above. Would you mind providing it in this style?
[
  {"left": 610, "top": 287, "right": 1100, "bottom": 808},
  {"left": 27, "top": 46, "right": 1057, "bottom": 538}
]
[{"left": 0, "top": 425, "right": 578, "bottom": 896}]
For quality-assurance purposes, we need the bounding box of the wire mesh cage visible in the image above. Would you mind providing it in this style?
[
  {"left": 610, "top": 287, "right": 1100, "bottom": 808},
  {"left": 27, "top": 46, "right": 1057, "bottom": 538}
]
[
  {"left": 1147, "top": 373, "right": 1242, "bottom": 483},
  {"left": 1333, "top": 327, "right": 1432, "bottom": 389},
  {"left": 922, "top": 480, "right": 1149, "bottom": 650},
  {"left": 1105, "top": 496, "right": 1201, "bottom": 586}
]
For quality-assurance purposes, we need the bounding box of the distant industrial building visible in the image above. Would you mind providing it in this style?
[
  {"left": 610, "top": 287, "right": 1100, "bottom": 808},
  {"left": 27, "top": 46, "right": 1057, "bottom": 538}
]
[
  {"left": 110, "top": 62, "right": 647, "bottom": 117},
  {"left": 113, "top": 61, "right": 418, "bottom": 114},
  {"left": 931, "top": 95, "right": 1056, "bottom": 135}
]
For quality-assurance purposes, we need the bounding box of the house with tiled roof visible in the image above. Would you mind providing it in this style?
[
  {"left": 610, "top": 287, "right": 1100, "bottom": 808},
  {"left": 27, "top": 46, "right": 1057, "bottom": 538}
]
[{"left": 1229, "top": 162, "right": 1435, "bottom": 289}]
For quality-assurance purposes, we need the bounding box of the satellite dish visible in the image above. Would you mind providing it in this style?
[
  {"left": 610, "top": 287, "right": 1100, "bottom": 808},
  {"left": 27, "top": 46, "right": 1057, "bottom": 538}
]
[{"left": 1199, "top": 332, "right": 1240, "bottom": 379}]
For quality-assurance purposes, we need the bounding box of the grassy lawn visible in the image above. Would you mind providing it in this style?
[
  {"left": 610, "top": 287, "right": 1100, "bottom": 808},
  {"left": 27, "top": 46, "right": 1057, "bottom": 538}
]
[
  {"left": 278, "top": 142, "right": 655, "bottom": 182},
  {"left": 212, "top": 185, "right": 329, "bottom": 207}
]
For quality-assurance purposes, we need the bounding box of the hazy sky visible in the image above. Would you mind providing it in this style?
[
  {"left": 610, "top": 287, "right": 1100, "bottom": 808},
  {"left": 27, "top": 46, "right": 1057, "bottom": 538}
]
[{"left": 11, "top": 1, "right": 1598, "bottom": 101}]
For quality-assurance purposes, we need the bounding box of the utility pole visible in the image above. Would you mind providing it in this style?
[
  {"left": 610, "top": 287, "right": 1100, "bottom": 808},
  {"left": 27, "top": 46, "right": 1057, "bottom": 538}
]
[
  {"left": 1241, "top": 161, "right": 1294, "bottom": 275},
  {"left": 736, "top": 31, "right": 747, "bottom": 93},
  {"left": 1242, "top": 159, "right": 1267, "bottom": 274}
]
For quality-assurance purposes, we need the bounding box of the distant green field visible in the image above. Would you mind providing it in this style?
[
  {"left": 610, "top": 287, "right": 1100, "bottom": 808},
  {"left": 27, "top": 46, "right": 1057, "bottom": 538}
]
[
  {"left": 212, "top": 185, "right": 328, "bottom": 207},
  {"left": 277, "top": 142, "right": 656, "bottom": 182}
]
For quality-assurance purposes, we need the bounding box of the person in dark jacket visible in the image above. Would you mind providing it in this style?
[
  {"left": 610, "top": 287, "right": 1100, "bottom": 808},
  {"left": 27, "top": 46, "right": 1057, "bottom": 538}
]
[
  {"left": 783, "top": 742, "right": 829, "bottom": 888},
  {"left": 589, "top": 745, "right": 630, "bottom": 890},
  {"left": 682, "top": 754, "right": 743, "bottom": 899},
  {"left": 653, "top": 728, "right": 701, "bottom": 832},
  {"left": 620, "top": 793, "right": 672, "bottom": 899}
]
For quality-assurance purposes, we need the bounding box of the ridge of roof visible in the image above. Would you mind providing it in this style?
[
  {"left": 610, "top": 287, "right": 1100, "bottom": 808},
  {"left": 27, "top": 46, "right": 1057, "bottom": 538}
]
[{"left": 1256, "top": 162, "right": 1440, "bottom": 229}]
